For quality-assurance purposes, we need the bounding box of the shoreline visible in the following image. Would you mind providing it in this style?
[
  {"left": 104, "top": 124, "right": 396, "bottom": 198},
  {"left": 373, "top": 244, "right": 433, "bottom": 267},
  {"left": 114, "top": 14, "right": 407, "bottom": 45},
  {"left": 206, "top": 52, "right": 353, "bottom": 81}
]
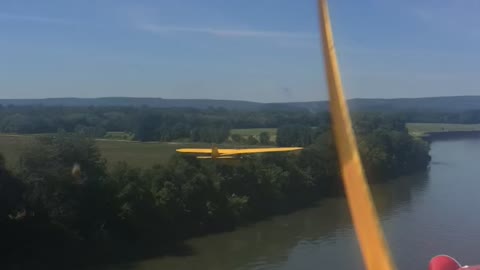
[{"left": 420, "top": 130, "right": 480, "bottom": 142}]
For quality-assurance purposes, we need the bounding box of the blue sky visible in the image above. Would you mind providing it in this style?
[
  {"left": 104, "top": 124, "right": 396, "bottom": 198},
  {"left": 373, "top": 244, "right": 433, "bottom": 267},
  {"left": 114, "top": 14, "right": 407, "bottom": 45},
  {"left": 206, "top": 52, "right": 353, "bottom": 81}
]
[{"left": 1, "top": 0, "right": 480, "bottom": 102}]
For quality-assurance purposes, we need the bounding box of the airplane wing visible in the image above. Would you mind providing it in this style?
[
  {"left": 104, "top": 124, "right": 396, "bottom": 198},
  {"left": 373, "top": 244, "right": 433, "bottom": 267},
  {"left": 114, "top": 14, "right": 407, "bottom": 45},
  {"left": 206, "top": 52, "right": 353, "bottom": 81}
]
[
  {"left": 218, "top": 147, "right": 303, "bottom": 156},
  {"left": 176, "top": 147, "right": 303, "bottom": 156},
  {"left": 176, "top": 148, "right": 212, "bottom": 154}
]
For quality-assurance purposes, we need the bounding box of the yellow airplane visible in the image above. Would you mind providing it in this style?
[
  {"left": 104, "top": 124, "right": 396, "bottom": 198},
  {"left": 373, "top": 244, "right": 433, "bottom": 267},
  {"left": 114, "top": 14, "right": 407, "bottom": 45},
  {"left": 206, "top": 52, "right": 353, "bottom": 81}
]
[{"left": 176, "top": 146, "right": 303, "bottom": 159}]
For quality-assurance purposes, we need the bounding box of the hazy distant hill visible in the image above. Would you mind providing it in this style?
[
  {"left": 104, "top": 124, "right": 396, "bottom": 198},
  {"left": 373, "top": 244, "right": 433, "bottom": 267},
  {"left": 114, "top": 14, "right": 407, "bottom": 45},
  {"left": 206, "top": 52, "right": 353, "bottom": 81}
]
[
  {"left": 0, "top": 97, "right": 262, "bottom": 110},
  {"left": 1, "top": 96, "right": 480, "bottom": 112},
  {"left": 347, "top": 96, "right": 480, "bottom": 112}
]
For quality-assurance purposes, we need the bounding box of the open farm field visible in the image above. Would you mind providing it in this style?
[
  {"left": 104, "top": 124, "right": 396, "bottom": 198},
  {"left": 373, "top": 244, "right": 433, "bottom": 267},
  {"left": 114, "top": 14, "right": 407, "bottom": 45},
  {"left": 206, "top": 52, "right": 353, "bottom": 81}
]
[{"left": 0, "top": 134, "right": 212, "bottom": 169}]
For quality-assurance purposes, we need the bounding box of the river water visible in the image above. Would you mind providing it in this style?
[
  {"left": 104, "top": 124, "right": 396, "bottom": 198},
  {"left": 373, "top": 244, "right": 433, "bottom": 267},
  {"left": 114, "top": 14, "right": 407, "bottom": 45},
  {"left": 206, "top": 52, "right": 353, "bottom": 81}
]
[{"left": 100, "top": 138, "right": 480, "bottom": 270}]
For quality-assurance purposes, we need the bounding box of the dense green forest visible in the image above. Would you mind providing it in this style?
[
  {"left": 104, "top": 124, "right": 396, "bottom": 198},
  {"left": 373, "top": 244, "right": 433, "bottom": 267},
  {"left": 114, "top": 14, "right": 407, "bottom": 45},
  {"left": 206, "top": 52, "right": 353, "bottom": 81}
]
[
  {"left": 0, "top": 111, "right": 430, "bottom": 268},
  {"left": 0, "top": 106, "right": 320, "bottom": 142},
  {"left": 3, "top": 105, "right": 480, "bottom": 144}
]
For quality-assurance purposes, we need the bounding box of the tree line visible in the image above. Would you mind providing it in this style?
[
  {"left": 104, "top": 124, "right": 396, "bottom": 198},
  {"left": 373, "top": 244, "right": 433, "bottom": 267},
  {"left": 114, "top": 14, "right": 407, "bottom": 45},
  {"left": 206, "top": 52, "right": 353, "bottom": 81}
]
[
  {"left": 0, "top": 106, "right": 321, "bottom": 143},
  {"left": 3, "top": 105, "right": 480, "bottom": 144},
  {"left": 0, "top": 113, "right": 430, "bottom": 268}
]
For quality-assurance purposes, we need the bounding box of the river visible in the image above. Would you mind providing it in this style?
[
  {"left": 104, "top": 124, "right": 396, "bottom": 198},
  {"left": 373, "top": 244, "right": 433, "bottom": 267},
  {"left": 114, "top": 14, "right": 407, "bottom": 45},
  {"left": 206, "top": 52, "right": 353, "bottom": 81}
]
[{"left": 95, "top": 138, "right": 480, "bottom": 270}]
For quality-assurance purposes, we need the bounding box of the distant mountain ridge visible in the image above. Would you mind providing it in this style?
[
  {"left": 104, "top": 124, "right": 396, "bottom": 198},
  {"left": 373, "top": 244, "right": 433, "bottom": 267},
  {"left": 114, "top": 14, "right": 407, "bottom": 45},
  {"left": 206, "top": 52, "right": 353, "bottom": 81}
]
[{"left": 1, "top": 96, "right": 480, "bottom": 112}]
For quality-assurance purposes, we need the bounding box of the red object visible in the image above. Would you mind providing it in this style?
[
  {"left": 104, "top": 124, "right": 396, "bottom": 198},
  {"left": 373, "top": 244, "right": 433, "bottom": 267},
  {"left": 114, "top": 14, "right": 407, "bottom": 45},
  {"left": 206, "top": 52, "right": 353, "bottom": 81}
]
[
  {"left": 430, "top": 255, "right": 461, "bottom": 270},
  {"left": 429, "top": 255, "right": 480, "bottom": 270}
]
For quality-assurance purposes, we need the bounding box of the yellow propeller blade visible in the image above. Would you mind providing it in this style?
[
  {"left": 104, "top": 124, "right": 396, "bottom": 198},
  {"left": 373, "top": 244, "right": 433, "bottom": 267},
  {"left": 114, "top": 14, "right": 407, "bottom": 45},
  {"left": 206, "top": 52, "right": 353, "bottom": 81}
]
[{"left": 317, "top": 1, "right": 396, "bottom": 270}]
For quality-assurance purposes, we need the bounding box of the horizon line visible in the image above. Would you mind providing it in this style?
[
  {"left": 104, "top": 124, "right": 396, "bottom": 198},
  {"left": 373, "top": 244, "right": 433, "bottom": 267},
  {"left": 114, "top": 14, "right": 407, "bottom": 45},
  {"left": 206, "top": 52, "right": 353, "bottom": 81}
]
[{"left": 0, "top": 95, "right": 479, "bottom": 104}]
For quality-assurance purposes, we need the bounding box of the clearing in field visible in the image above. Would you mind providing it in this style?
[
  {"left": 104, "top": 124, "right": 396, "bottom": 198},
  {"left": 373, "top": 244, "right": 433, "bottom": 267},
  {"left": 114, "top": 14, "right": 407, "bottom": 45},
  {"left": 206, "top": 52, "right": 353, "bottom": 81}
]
[
  {"left": 230, "top": 128, "right": 277, "bottom": 136},
  {"left": 230, "top": 128, "right": 277, "bottom": 143}
]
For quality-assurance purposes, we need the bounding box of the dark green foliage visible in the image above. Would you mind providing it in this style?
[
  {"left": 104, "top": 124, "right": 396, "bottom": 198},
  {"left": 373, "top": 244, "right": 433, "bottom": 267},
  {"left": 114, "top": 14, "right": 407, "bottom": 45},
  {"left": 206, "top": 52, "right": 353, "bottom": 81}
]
[
  {"left": 18, "top": 133, "right": 110, "bottom": 241},
  {"left": 358, "top": 130, "right": 430, "bottom": 181},
  {"left": 75, "top": 124, "right": 107, "bottom": 138},
  {"left": 0, "top": 153, "right": 24, "bottom": 222},
  {"left": 259, "top": 132, "right": 270, "bottom": 145},
  {"left": 298, "top": 131, "right": 342, "bottom": 194},
  {"left": 190, "top": 126, "right": 230, "bottom": 143},
  {"left": 277, "top": 124, "right": 314, "bottom": 146},
  {"left": 231, "top": 134, "right": 243, "bottom": 143},
  {"left": 246, "top": 135, "right": 259, "bottom": 145}
]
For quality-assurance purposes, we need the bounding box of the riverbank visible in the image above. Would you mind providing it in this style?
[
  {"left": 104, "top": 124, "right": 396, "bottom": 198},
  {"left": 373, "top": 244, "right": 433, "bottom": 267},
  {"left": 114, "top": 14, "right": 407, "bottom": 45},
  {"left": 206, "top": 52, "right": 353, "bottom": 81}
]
[
  {"left": 406, "top": 122, "right": 480, "bottom": 142},
  {"left": 90, "top": 137, "right": 480, "bottom": 270},
  {"left": 421, "top": 130, "right": 480, "bottom": 141},
  {"left": 1, "top": 118, "right": 431, "bottom": 269},
  {"left": 407, "top": 123, "right": 480, "bottom": 138}
]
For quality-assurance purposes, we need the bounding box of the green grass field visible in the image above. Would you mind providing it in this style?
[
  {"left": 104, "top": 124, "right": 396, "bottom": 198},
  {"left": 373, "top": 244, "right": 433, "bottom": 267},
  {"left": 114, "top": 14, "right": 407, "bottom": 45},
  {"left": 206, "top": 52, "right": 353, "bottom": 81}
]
[
  {"left": 407, "top": 123, "right": 480, "bottom": 136},
  {"left": 97, "top": 140, "right": 216, "bottom": 168},
  {"left": 0, "top": 135, "right": 35, "bottom": 169},
  {"left": 0, "top": 134, "right": 214, "bottom": 169}
]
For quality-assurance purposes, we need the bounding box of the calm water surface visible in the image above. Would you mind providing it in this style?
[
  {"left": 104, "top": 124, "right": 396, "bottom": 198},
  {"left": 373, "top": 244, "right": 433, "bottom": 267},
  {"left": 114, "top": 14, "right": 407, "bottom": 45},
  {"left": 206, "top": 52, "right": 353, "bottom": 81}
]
[{"left": 97, "top": 138, "right": 480, "bottom": 270}]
